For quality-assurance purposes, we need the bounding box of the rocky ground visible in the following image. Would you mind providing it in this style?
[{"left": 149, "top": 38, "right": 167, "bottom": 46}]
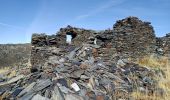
[
  {"left": 0, "top": 16, "right": 170, "bottom": 100},
  {"left": 0, "top": 44, "right": 168, "bottom": 100}
]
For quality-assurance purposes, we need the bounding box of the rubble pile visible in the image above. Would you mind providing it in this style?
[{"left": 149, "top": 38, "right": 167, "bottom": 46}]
[
  {"left": 31, "top": 17, "right": 164, "bottom": 68},
  {"left": 0, "top": 16, "right": 169, "bottom": 99},
  {"left": 31, "top": 26, "right": 98, "bottom": 67},
  {"left": 31, "top": 47, "right": 67, "bottom": 68},
  {"left": 0, "top": 44, "right": 164, "bottom": 100},
  {"left": 113, "top": 17, "right": 156, "bottom": 59}
]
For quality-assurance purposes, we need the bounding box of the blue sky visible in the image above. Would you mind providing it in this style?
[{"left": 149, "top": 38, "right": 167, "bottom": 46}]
[{"left": 0, "top": 0, "right": 169, "bottom": 44}]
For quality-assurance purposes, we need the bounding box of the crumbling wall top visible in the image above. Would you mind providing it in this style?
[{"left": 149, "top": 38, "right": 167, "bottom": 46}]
[{"left": 112, "top": 16, "right": 156, "bottom": 58}]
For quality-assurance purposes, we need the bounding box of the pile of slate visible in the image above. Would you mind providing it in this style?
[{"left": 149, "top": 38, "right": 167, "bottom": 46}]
[
  {"left": 30, "top": 46, "right": 68, "bottom": 68},
  {"left": 31, "top": 17, "right": 165, "bottom": 70},
  {"left": 1, "top": 16, "right": 169, "bottom": 100},
  {"left": 0, "top": 44, "right": 164, "bottom": 100}
]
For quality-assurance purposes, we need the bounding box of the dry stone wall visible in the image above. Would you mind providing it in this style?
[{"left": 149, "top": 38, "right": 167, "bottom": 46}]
[
  {"left": 1, "top": 17, "right": 170, "bottom": 100},
  {"left": 113, "top": 17, "right": 156, "bottom": 58},
  {"left": 156, "top": 33, "right": 170, "bottom": 56},
  {"left": 31, "top": 26, "right": 97, "bottom": 67},
  {"left": 31, "top": 17, "right": 170, "bottom": 68}
]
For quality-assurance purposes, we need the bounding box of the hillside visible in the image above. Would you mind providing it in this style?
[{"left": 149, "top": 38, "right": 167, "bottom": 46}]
[{"left": 0, "top": 44, "right": 31, "bottom": 68}]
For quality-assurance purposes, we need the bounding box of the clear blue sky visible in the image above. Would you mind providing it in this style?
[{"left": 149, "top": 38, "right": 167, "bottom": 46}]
[{"left": 0, "top": 0, "right": 169, "bottom": 44}]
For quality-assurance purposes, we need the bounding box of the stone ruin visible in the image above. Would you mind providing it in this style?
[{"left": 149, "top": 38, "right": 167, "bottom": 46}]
[
  {"left": 113, "top": 17, "right": 156, "bottom": 57},
  {"left": 31, "top": 16, "right": 170, "bottom": 68},
  {"left": 1, "top": 16, "right": 170, "bottom": 100},
  {"left": 156, "top": 33, "right": 170, "bottom": 56}
]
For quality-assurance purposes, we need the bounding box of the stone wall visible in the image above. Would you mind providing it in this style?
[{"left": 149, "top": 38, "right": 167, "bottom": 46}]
[
  {"left": 112, "top": 17, "right": 156, "bottom": 58},
  {"left": 156, "top": 33, "right": 170, "bottom": 56},
  {"left": 31, "top": 26, "right": 97, "bottom": 67},
  {"left": 30, "top": 17, "right": 170, "bottom": 68}
]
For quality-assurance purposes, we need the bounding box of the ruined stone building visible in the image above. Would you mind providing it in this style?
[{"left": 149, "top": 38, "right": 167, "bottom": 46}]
[{"left": 31, "top": 17, "right": 170, "bottom": 68}]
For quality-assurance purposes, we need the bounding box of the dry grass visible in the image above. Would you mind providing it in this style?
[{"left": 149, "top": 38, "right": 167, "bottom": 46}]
[
  {"left": 0, "top": 67, "right": 10, "bottom": 74},
  {"left": 1, "top": 55, "right": 170, "bottom": 100},
  {"left": 131, "top": 92, "right": 163, "bottom": 100},
  {"left": 132, "top": 55, "right": 170, "bottom": 100},
  {"left": 137, "top": 55, "right": 168, "bottom": 68},
  {"left": 159, "top": 64, "right": 170, "bottom": 100},
  {"left": 0, "top": 67, "right": 16, "bottom": 78}
]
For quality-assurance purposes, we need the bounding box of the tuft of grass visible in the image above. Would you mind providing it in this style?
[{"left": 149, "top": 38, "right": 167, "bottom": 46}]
[
  {"left": 133, "top": 55, "right": 170, "bottom": 100},
  {"left": 158, "top": 63, "right": 170, "bottom": 100},
  {"left": 137, "top": 55, "right": 168, "bottom": 68},
  {"left": 0, "top": 67, "right": 10, "bottom": 74},
  {"left": 0, "top": 67, "right": 16, "bottom": 78},
  {"left": 131, "top": 91, "right": 163, "bottom": 100}
]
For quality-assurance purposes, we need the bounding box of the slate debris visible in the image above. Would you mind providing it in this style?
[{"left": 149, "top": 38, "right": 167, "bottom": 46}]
[
  {"left": 30, "top": 17, "right": 170, "bottom": 69},
  {"left": 0, "top": 16, "right": 169, "bottom": 100},
  {"left": 0, "top": 43, "right": 164, "bottom": 100}
]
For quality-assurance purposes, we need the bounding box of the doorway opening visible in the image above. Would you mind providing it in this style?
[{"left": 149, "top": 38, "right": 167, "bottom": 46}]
[{"left": 66, "top": 31, "right": 77, "bottom": 44}]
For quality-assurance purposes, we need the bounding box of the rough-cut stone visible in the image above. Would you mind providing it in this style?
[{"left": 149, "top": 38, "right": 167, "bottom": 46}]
[
  {"left": 0, "top": 75, "right": 25, "bottom": 86},
  {"left": 156, "top": 33, "right": 170, "bottom": 57},
  {"left": 113, "top": 17, "right": 156, "bottom": 59},
  {"left": 1, "top": 16, "right": 168, "bottom": 100},
  {"left": 51, "top": 86, "right": 64, "bottom": 100},
  {"left": 65, "top": 94, "right": 84, "bottom": 100},
  {"left": 31, "top": 94, "right": 49, "bottom": 100},
  {"left": 30, "top": 16, "right": 170, "bottom": 69},
  {"left": 18, "top": 82, "right": 36, "bottom": 97}
]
